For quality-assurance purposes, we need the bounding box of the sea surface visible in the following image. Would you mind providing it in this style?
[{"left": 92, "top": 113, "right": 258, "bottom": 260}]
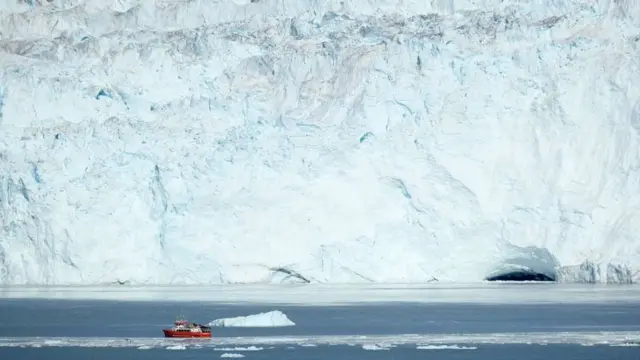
[{"left": 0, "top": 284, "right": 639, "bottom": 359}]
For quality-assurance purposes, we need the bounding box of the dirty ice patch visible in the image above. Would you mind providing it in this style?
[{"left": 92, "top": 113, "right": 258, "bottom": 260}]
[
  {"left": 417, "top": 344, "right": 477, "bottom": 350},
  {"left": 209, "top": 310, "right": 295, "bottom": 327}
]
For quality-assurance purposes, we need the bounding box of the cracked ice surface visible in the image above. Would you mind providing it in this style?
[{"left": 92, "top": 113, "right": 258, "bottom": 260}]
[{"left": 1, "top": 0, "right": 640, "bottom": 284}]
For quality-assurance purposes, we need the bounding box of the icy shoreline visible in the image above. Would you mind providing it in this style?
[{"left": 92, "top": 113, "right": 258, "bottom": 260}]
[{"left": 1, "top": 283, "right": 639, "bottom": 304}]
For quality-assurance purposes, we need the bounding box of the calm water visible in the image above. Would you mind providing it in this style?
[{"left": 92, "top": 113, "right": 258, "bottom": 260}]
[{"left": 0, "top": 297, "right": 639, "bottom": 359}]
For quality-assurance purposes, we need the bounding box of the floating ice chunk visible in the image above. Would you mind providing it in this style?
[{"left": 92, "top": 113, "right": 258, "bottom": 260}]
[
  {"left": 362, "top": 344, "right": 391, "bottom": 350},
  {"left": 220, "top": 354, "right": 245, "bottom": 358},
  {"left": 214, "top": 346, "right": 263, "bottom": 351},
  {"left": 209, "top": 310, "right": 295, "bottom": 327},
  {"left": 417, "top": 344, "right": 477, "bottom": 350},
  {"left": 165, "top": 345, "right": 186, "bottom": 350}
]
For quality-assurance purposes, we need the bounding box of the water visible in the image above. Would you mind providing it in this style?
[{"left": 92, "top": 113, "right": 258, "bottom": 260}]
[{"left": 0, "top": 285, "right": 639, "bottom": 359}]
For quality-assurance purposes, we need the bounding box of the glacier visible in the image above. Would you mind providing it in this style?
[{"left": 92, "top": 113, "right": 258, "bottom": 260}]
[{"left": 1, "top": 0, "right": 640, "bottom": 285}]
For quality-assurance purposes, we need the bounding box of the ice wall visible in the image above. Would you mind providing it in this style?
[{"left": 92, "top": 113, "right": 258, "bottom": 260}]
[{"left": 1, "top": 0, "right": 639, "bottom": 285}]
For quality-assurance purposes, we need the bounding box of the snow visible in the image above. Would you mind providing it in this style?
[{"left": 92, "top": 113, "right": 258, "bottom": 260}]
[
  {"left": 209, "top": 310, "right": 295, "bottom": 327},
  {"left": 1, "top": 0, "right": 640, "bottom": 285}
]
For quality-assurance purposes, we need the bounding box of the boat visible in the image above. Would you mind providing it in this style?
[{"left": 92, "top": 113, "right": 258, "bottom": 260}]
[{"left": 162, "top": 319, "right": 212, "bottom": 338}]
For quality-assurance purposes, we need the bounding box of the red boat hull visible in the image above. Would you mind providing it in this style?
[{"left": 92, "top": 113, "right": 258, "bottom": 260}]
[{"left": 162, "top": 329, "right": 212, "bottom": 338}]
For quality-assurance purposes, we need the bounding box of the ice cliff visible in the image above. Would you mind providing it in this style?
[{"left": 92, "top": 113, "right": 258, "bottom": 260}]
[{"left": 1, "top": 0, "right": 639, "bottom": 285}]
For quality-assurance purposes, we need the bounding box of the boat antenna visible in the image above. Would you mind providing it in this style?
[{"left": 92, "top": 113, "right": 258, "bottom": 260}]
[{"left": 176, "top": 307, "right": 186, "bottom": 321}]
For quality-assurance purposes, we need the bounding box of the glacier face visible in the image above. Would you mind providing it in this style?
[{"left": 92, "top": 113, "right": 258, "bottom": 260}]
[{"left": 1, "top": 0, "right": 640, "bottom": 285}]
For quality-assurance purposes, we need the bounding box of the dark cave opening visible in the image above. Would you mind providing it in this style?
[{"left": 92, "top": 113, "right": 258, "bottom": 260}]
[{"left": 486, "top": 271, "right": 556, "bottom": 282}]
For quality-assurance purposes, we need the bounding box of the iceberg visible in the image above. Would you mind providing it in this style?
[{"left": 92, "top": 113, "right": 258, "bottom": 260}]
[{"left": 208, "top": 311, "right": 296, "bottom": 328}]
